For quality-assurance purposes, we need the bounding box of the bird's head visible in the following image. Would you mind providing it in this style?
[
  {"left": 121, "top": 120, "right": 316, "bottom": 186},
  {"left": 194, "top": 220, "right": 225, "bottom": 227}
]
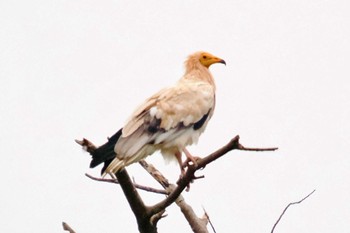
[
  {"left": 186, "top": 52, "right": 226, "bottom": 71},
  {"left": 198, "top": 52, "right": 226, "bottom": 68}
]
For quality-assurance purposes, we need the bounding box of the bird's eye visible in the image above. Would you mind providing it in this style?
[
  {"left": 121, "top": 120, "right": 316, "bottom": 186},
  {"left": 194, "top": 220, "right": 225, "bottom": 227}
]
[{"left": 203, "top": 55, "right": 207, "bottom": 59}]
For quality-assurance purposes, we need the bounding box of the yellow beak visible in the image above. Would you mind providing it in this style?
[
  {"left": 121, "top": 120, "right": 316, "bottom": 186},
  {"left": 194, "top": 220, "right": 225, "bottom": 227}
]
[{"left": 200, "top": 55, "right": 226, "bottom": 68}]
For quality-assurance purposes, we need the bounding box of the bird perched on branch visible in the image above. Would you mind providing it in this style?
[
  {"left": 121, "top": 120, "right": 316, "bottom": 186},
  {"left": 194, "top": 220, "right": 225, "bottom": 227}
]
[{"left": 87, "top": 51, "right": 225, "bottom": 176}]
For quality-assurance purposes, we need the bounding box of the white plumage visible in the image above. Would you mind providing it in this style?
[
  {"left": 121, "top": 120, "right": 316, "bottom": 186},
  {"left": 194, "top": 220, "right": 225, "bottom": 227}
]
[{"left": 104, "top": 51, "right": 225, "bottom": 175}]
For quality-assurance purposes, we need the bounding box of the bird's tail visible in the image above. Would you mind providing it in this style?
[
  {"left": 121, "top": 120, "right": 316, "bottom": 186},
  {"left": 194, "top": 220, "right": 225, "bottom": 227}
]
[
  {"left": 90, "top": 128, "right": 122, "bottom": 175},
  {"left": 103, "top": 158, "right": 125, "bottom": 176}
]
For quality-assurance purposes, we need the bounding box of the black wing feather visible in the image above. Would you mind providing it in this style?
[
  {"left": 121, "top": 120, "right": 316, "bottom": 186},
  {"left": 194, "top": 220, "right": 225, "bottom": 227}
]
[{"left": 90, "top": 128, "right": 122, "bottom": 174}]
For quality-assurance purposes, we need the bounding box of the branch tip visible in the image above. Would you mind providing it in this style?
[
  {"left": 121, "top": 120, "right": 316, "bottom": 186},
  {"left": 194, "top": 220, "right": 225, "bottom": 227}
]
[
  {"left": 75, "top": 138, "right": 96, "bottom": 152},
  {"left": 62, "top": 222, "right": 76, "bottom": 233}
]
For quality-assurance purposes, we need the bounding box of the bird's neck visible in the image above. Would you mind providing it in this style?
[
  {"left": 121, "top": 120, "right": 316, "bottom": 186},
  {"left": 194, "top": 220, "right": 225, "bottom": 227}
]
[{"left": 183, "top": 65, "right": 216, "bottom": 89}]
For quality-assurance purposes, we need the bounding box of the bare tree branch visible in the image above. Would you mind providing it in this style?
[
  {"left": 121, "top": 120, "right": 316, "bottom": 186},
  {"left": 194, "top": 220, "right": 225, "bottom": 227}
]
[
  {"left": 148, "top": 135, "right": 277, "bottom": 216},
  {"left": 85, "top": 173, "right": 168, "bottom": 195},
  {"left": 139, "top": 160, "right": 209, "bottom": 233},
  {"left": 76, "top": 138, "right": 158, "bottom": 233},
  {"left": 150, "top": 209, "right": 167, "bottom": 226},
  {"left": 115, "top": 169, "right": 157, "bottom": 233},
  {"left": 76, "top": 135, "right": 277, "bottom": 233},
  {"left": 75, "top": 138, "right": 97, "bottom": 152},
  {"left": 271, "top": 189, "right": 316, "bottom": 233},
  {"left": 197, "top": 135, "right": 278, "bottom": 170},
  {"left": 177, "top": 196, "right": 209, "bottom": 233},
  {"left": 138, "top": 160, "right": 171, "bottom": 189},
  {"left": 62, "top": 222, "right": 76, "bottom": 233}
]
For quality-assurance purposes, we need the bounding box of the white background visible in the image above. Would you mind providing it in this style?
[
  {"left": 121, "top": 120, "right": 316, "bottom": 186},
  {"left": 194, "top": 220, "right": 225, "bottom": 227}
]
[{"left": 1, "top": 1, "right": 349, "bottom": 232}]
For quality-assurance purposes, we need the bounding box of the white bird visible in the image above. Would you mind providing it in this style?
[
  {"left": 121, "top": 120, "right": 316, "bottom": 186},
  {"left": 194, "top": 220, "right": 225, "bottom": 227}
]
[{"left": 88, "top": 51, "right": 225, "bottom": 176}]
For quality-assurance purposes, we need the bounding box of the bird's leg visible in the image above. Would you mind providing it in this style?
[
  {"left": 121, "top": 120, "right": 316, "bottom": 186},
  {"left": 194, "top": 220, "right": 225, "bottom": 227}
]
[
  {"left": 175, "top": 150, "right": 192, "bottom": 191},
  {"left": 182, "top": 148, "right": 201, "bottom": 167},
  {"left": 175, "top": 151, "right": 186, "bottom": 177}
]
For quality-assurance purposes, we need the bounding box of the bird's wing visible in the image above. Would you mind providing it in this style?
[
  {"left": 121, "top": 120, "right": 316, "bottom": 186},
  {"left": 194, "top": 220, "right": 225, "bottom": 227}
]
[
  {"left": 116, "top": 79, "right": 215, "bottom": 157},
  {"left": 123, "top": 80, "right": 215, "bottom": 136}
]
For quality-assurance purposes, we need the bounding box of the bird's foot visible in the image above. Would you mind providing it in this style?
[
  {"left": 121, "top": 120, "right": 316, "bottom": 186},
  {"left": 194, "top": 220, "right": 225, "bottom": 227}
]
[
  {"left": 182, "top": 156, "right": 201, "bottom": 169},
  {"left": 177, "top": 163, "right": 205, "bottom": 192},
  {"left": 182, "top": 148, "right": 201, "bottom": 167}
]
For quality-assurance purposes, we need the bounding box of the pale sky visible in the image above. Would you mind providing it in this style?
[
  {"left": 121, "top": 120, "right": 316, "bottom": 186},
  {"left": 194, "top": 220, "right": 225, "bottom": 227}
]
[{"left": 1, "top": 1, "right": 350, "bottom": 232}]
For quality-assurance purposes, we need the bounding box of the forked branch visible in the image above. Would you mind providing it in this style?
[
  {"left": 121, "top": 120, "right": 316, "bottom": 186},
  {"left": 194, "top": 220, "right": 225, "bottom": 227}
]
[{"left": 139, "top": 160, "right": 209, "bottom": 233}]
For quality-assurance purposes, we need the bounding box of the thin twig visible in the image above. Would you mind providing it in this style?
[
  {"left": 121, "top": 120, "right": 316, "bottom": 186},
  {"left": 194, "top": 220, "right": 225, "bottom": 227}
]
[
  {"left": 238, "top": 144, "right": 278, "bottom": 151},
  {"left": 85, "top": 173, "right": 168, "bottom": 195},
  {"left": 271, "top": 189, "right": 316, "bottom": 233},
  {"left": 202, "top": 206, "right": 216, "bottom": 233}
]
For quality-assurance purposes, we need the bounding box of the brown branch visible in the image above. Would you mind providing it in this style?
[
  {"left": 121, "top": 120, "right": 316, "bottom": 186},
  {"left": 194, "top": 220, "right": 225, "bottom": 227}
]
[
  {"left": 149, "top": 135, "right": 277, "bottom": 216},
  {"left": 139, "top": 160, "right": 171, "bottom": 189},
  {"left": 115, "top": 169, "right": 157, "bottom": 233},
  {"left": 76, "top": 135, "right": 277, "bottom": 233},
  {"left": 139, "top": 160, "right": 209, "bottom": 233},
  {"left": 150, "top": 209, "right": 167, "bottom": 226},
  {"left": 85, "top": 173, "right": 168, "bottom": 195},
  {"left": 271, "top": 189, "right": 316, "bottom": 233},
  {"left": 75, "top": 138, "right": 97, "bottom": 152},
  {"left": 62, "top": 222, "right": 76, "bottom": 233},
  {"left": 177, "top": 196, "right": 209, "bottom": 233},
  {"left": 197, "top": 135, "right": 278, "bottom": 170},
  {"left": 76, "top": 138, "right": 158, "bottom": 233}
]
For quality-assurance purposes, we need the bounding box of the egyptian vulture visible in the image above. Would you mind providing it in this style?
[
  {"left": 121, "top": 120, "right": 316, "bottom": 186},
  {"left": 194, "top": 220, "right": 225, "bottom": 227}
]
[{"left": 89, "top": 51, "right": 225, "bottom": 176}]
